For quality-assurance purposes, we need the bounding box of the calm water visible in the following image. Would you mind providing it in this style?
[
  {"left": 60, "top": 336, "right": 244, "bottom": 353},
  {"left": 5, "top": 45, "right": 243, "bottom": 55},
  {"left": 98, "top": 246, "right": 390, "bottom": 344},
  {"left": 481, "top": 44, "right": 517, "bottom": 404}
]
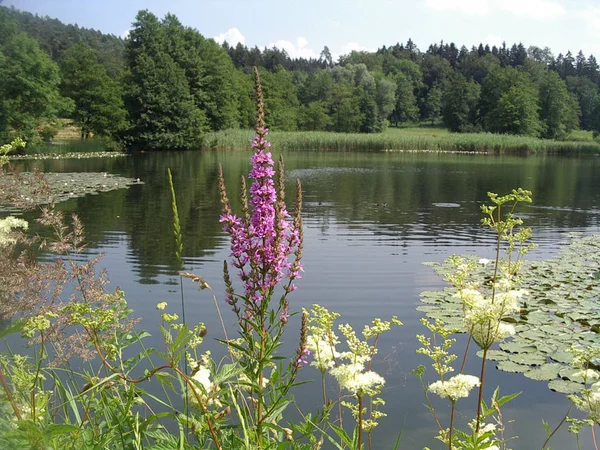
[{"left": 13, "top": 150, "right": 600, "bottom": 449}]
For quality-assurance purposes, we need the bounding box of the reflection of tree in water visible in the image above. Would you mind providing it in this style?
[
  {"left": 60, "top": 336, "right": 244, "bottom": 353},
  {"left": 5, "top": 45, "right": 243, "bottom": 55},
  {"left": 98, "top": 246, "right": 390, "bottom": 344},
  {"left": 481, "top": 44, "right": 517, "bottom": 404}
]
[{"left": 14, "top": 151, "right": 600, "bottom": 284}]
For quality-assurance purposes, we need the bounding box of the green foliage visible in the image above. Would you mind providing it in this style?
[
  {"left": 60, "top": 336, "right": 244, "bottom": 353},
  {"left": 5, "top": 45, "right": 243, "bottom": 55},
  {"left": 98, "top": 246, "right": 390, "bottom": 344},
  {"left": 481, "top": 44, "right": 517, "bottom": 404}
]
[
  {"left": 0, "top": 24, "right": 71, "bottom": 144},
  {"left": 480, "top": 66, "right": 541, "bottom": 136},
  {"left": 123, "top": 10, "right": 206, "bottom": 150},
  {"left": 60, "top": 42, "right": 127, "bottom": 140},
  {"left": 538, "top": 70, "right": 580, "bottom": 139},
  {"left": 442, "top": 73, "right": 480, "bottom": 132}
]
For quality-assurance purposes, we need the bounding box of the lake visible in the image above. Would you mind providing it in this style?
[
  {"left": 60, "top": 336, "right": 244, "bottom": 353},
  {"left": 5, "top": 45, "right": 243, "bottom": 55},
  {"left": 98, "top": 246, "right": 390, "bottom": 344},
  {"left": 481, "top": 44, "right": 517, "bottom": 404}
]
[{"left": 12, "top": 149, "right": 600, "bottom": 449}]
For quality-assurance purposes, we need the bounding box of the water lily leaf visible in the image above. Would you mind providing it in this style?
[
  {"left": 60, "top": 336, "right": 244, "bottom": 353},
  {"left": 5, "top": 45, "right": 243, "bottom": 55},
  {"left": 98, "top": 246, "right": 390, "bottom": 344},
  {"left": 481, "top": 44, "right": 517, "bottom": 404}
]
[
  {"left": 523, "top": 363, "right": 562, "bottom": 381},
  {"left": 476, "top": 349, "right": 509, "bottom": 361},
  {"left": 548, "top": 379, "right": 584, "bottom": 394},
  {"left": 534, "top": 342, "right": 558, "bottom": 354},
  {"left": 496, "top": 361, "right": 529, "bottom": 373},
  {"left": 499, "top": 342, "right": 537, "bottom": 354},
  {"left": 508, "top": 352, "right": 546, "bottom": 366}
]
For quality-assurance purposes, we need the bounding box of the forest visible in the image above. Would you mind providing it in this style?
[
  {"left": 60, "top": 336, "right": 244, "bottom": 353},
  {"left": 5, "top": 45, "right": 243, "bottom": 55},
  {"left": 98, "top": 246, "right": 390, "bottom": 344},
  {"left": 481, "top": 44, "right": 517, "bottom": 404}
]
[{"left": 0, "top": 5, "right": 598, "bottom": 150}]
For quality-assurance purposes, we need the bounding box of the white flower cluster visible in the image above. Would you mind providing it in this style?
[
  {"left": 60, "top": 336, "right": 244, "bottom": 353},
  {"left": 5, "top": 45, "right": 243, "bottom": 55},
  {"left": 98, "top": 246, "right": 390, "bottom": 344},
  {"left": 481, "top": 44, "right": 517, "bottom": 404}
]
[
  {"left": 329, "top": 357, "right": 385, "bottom": 395},
  {"left": 460, "top": 286, "right": 525, "bottom": 349},
  {"left": 306, "top": 335, "right": 340, "bottom": 371},
  {"left": 0, "top": 216, "right": 28, "bottom": 246},
  {"left": 428, "top": 374, "right": 480, "bottom": 402},
  {"left": 188, "top": 363, "right": 219, "bottom": 409}
]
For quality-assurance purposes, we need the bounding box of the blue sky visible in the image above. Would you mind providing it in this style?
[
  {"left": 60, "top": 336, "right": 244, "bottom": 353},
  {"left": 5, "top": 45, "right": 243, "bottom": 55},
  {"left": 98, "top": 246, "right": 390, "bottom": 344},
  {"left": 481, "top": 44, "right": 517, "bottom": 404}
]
[{"left": 5, "top": 0, "right": 600, "bottom": 60}]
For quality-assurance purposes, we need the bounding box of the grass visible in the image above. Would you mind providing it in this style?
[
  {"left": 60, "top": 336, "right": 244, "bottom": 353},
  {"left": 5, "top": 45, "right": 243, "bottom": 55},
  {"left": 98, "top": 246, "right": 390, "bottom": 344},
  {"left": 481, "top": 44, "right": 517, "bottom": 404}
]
[{"left": 202, "top": 127, "right": 600, "bottom": 154}]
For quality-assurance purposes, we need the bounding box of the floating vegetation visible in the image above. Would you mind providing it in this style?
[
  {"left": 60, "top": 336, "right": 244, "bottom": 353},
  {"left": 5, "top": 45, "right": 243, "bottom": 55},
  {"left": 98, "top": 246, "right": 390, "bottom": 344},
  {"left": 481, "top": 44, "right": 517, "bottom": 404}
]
[
  {"left": 420, "top": 234, "right": 600, "bottom": 394},
  {"left": 0, "top": 172, "right": 142, "bottom": 207},
  {"left": 8, "top": 151, "right": 127, "bottom": 160}
]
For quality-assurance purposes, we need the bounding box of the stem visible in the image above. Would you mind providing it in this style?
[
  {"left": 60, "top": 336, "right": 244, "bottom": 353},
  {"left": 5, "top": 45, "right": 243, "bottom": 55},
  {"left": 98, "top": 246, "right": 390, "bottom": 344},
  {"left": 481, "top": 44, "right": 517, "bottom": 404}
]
[
  {"left": 540, "top": 402, "right": 573, "bottom": 449},
  {"left": 449, "top": 401, "right": 456, "bottom": 450},
  {"left": 31, "top": 331, "right": 45, "bottom": 422},
  {"left": 475, "top": 347, "right": 488, "bottom": 432},
  {"left": 459, "top": 335, "right": 472, "bottom": 374},
  {"left": 417, "top": 374, "right": 443, "bottom": 431},
  {"left": 357, "top": 394, "right": 363, "bottom": 450},
  {"left": 174, "top": 367, "right": 222, "bottom": 450},
  {"left": 0, "top": 365, "right": 22, "bottom": 420},
  {"left": 593, "top": 424, "right": 599, "bottom": 450},
  {"left": 207, "top": 285, "right": 235, "bottom": 362},
  {"left": 321, "top": 371, "right": 327, "bottom": 405}
]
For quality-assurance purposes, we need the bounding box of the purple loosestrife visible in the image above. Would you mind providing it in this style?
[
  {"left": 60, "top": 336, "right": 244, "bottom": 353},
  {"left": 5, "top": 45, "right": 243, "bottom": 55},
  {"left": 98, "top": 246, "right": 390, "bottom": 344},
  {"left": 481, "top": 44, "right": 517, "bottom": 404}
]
[{"left": 218, "top": 67, "right": 303, "bottom": 323}]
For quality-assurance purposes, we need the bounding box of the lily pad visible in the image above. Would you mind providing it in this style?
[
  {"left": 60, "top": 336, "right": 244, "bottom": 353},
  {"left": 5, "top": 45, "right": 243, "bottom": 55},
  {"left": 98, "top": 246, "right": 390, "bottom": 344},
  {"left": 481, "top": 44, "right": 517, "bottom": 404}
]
[
  {"left": 508, "top": 352, "right": 547, "bottom": 366},
  {"left": 477, "top": 349, "right": 509, "bottom": 361},
  {"left": 499, "top": 342, "right": 537, "bottom": 354},
  {"left": 496, "top": 361, "right": 530, "bottom": 373},
  {"left": 0, "top": 172, "right": 142, "bottom": 207},
  {"left": 523, "top": 363, "right": 562, "bottom": 381},
  {"left": 548, "top": 379, "right": 584, "bottom": 394}
]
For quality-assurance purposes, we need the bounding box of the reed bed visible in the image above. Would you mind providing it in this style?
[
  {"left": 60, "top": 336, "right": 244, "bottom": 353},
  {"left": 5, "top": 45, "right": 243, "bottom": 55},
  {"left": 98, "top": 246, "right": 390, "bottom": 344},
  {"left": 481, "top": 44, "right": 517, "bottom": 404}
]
[{"left": 202, "top": 128, "right": 600, "bottom": 154}]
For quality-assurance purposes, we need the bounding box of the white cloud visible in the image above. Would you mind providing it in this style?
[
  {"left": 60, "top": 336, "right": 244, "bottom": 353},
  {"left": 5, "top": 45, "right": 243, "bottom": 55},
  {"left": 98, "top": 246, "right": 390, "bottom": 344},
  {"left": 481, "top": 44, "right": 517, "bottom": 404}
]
[
  {"left": 339, "top": 42, "right": 375, "bottom": 55},
  {"left": 481, "top": 34, "right": 504, "bottom": 48},
  {"left": 425, "top": 0, "right": 491, "bottom": 15},
  {"left": 214, "top": 28, "right": 246, "bottom": 47},
  {"left": 121, "top": 29, "right": 130, "bottom": 40},
  {"left": 268, "top": 37, "right": 320, "bottom": 59},
  {"left": 500, "top": 0, "right": 565, "bottom": 20},
  {"left": 579, "top": 7, "right": 600, "bottom": 32},
  {"left": 426, "top": 0, "right": 565, "bottom": 20}
]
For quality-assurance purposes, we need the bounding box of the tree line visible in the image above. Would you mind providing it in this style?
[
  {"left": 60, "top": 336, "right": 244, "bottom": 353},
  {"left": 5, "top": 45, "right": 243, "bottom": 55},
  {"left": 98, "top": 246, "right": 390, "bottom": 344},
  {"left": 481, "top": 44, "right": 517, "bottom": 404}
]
[{"left": 1, "top": 6, "right": 599, "bottom": 150}]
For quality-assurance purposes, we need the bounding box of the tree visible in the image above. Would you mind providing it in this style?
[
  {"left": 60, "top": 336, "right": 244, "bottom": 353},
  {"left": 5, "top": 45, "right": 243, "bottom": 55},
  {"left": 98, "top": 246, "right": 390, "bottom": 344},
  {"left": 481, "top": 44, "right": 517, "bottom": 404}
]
[
  {"left": 123, "top": 10, "right": 206, "bottom": 150},
  {"left": 423, "top": 83, "right": 443, "bottom": 125},
  {"left": 319, "top": 46, "right": 333, "bottom": 68},
  {"left": 298, "top": 101, "right": 332, "bottom": 131},
  {"left": 567, "top": 76, "right": 600, "bottom": 130},
  {"left": 60, "top": 42, "right": 127, "bottom": 139},
  {"left": 0, "top": 29, "right": 70, "bottom": 143},
  {"left": 479, "top": 66, "right": 540, "bottom": 135},
  {"left": 259, "top": 66, "right": 299, "bottom": 130},
  {"left": 441, "top": 73, "right": 480, "bottom": 132},
  {"left": 390, "top": 72, "right": 419, "bottom": 125},
  {"left": 375, "top": 77, "right": 396, "bottom": 128},
  {"left": 538, "top": 71, "right": 579, "bottom": 139}
]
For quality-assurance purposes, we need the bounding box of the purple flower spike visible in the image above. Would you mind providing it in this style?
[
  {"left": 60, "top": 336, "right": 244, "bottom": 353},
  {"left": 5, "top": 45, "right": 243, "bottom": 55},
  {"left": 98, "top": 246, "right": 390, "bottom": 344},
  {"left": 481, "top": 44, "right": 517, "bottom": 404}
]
[{"left": 218, "top": 67, "right": 303, "bottom": 324}]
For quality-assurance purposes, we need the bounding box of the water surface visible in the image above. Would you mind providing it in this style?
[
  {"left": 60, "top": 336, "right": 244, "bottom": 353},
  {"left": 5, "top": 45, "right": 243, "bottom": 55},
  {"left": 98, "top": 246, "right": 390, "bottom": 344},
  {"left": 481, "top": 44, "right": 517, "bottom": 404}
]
[{"left": 13, "top": 150, "right": 600, "bottom": 449}]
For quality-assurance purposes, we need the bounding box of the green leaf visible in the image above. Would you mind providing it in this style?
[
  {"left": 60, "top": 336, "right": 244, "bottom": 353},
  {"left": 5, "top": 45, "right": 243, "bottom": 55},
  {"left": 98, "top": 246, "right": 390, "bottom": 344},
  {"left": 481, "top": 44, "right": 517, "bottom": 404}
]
[
  {"left": 548, "top": 379, "right": 584, "bottom": 394},
  {"left": 523, "top": 363, "right": 562, "bottom": 381}
]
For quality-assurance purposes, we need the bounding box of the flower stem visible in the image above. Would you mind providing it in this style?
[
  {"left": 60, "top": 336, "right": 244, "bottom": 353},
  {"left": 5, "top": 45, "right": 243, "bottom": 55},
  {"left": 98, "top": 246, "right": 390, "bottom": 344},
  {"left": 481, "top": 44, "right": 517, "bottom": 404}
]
[
  {"left": 357, "top": 394, "right": 363, "bottom": 450},
  {"left": 475, "top": 347, "right": 488, "bottom": 432},
  {"left": 540, "top": 404, "right": 573, "bottom": 450},
  {"left": 449, "top": 401, "right": 456, "bottom": 450}
]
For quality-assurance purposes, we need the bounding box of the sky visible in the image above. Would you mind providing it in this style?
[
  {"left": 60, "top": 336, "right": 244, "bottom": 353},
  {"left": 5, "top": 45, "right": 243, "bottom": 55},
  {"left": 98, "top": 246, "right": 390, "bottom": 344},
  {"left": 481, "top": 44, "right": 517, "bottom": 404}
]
[{"left": 4, "top": 0, "right": 600, "bottom": 61}]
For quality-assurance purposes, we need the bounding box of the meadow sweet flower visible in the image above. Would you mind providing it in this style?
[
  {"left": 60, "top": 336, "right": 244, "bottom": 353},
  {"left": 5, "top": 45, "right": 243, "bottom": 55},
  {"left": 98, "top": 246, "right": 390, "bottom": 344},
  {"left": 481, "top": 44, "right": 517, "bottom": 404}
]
[
  {"left": 0, "top": 216, "right": 28, "bottom": 246},
  {"left": 428, "top": 374, "right": 480, "bottom": 402},
  {"left": 330, "top": 362, "right": 385, "bottom": 395},
  {"left": 188, "top": 364, "right": 220, "bottom": 409},
  {"left": 306, "top": 335, "right": 339, "bottom": 371}
]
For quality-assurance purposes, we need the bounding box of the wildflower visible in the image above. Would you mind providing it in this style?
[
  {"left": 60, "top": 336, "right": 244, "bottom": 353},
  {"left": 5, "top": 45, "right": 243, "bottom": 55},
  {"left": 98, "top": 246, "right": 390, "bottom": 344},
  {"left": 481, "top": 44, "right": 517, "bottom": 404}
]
[
  {"left": 297, "top": 348, "right": 311, "bottom": 367},
  {"left": 156, "top": 302, "right": 167, "bottom": 311},
  {"left": 573, "top": 369, "right": 600, "bottom": 382},
  {"left": 218, "top": 67, "right": 303, "bottom": 321},
  {"left": 428, "top": 374, "right": 480, "bottom": 402},
  {"left": 0, "top": 216, "right": 28, "bottom": 246},
  {"left": 306, "top": 336, "right": 338, "bottom": 371},
  {"left": 330, "top": 363, "right": 385, "bottom": 395},
  {"left": 478, "top": 258, "right": 491, "bottom": 265}
]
